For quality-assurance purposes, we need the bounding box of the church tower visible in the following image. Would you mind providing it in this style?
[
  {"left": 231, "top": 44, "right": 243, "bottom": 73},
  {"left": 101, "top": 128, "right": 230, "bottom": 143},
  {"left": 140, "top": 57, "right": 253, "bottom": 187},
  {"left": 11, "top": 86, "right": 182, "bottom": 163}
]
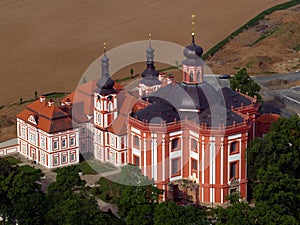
[
  {"left": 94, "top": 44, "right": 118, "bottom": 129},
  {"left": 182, "top": 14, "right": 204, "bottom": 84},
  {"left": 138, "top": 34, "right": 162, "bottom": 97}
]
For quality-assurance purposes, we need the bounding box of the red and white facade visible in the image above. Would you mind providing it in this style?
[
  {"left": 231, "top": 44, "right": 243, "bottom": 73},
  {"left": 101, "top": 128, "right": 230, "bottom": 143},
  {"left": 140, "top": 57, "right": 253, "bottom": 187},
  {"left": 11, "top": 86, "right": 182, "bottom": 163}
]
[{"left": 16, "top": 97, "right": 79, "bottom": 168}]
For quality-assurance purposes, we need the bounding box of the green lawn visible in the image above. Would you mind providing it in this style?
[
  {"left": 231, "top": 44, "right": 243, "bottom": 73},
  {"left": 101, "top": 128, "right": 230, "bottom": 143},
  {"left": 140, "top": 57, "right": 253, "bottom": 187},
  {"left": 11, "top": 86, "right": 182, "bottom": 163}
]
[
  {"left": 4, "top": 156, "right": 22, "bottom": 165},
  {"left": 77, "top": 159, "right": 117, "bottom": 175}
]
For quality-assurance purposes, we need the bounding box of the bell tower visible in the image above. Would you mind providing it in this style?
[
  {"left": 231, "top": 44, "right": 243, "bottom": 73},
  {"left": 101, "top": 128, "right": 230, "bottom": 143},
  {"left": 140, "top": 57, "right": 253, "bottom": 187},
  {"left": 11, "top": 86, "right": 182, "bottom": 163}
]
[
  {"left": 182, "top": 14, "right": 204, "bottom": 85},
  {"left": 94, "top": 43, "right": 118, "bottom": 129}
]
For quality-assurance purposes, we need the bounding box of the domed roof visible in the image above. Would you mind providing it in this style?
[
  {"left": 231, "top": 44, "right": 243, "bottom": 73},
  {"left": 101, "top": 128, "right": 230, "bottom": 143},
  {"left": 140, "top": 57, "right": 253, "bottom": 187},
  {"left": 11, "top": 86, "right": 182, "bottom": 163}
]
[
  {"left": 96, "top": 51, "right": 117, "bottom": 95},
  {"left": 144, "top": 81, "right": 219, "bottom": 111},
  {"left": 141, "top": 65, "right": 159, "bottom": 78},
  {"left": 182, "top": 35, "right": 204, "bottom": 66}
]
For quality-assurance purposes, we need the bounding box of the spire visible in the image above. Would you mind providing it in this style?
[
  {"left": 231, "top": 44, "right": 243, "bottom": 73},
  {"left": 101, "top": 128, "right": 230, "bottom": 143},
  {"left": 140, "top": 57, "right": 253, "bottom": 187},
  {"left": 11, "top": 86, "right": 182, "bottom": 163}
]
[
  {"left": 191, "top": 13, "right": 196, "bottom": 44},
  {"left": 146, "top": 33, "right": 154, "bottom": 64},
  {"left": 101, "top": 42, "right": 109, "bottom": 79},
  {"left": 141, "top": 33, "right": 160, "bottom": 79},
  {"left": 96, "top": 43, "right": 116, "bottom": 94}
]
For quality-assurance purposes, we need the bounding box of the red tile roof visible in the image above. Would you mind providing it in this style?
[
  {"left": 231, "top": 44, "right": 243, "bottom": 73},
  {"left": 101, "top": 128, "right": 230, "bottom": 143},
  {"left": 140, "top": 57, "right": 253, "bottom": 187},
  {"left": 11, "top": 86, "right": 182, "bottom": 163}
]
[{"left": 17, "top": 99, "right": 74, "bottom": 133}]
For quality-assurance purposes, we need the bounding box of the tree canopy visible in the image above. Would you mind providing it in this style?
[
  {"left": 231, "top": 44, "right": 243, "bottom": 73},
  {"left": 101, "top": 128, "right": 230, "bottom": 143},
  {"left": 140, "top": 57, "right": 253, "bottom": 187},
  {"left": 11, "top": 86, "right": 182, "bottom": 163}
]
[
  {"left": 247, "top": 115, "right": 300, "bottom": 222},
  {"left": 230, "top": 68, "right": 262, "bottom": 101}
]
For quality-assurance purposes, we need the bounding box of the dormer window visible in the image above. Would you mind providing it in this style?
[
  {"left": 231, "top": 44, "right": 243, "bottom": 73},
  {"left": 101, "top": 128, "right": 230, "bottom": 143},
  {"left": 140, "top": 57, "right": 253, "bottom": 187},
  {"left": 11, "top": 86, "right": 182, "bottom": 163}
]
[
  {"left": 28, "top": 115, "right": 37, "bottom": 125},
  {"left": 107, "top": 95, "right": 113, "bottom": 101}
]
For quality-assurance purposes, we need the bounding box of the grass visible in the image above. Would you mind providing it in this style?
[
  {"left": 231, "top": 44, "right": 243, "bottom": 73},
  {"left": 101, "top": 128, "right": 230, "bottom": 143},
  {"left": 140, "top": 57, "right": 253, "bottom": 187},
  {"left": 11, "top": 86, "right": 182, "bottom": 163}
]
[
  {"left": 18, "top": 165, "right": 44, "bottom": 180},
  {"left": 77, "top": 159, "right": 117, "bottom": 175},
  {"left": 5, "top": 156, "right": 21, "bottom": 165},
  {"left": 44, "top": 92, "right": 69, "bottom": 99},
  {"left": 77, "top": 160, "right": 98, "bottom": 174}
]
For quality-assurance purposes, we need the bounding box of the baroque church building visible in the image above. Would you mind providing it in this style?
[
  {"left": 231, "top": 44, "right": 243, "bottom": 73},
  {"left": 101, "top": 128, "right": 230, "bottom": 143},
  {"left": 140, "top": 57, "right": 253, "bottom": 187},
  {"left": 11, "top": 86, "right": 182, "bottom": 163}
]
[{"left": 16, "top": 32, "right": 260, "bottom": 205}]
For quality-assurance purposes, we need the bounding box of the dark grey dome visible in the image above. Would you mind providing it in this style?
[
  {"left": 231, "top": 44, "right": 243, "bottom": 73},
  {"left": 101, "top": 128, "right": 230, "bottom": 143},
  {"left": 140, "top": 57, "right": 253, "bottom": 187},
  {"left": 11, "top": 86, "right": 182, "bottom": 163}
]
[
  {"left": 182, "top": 36, "right": 204, "bottom": 66},
  {"left": 142, "top": 65, "right": 159, "bottom": 78}
]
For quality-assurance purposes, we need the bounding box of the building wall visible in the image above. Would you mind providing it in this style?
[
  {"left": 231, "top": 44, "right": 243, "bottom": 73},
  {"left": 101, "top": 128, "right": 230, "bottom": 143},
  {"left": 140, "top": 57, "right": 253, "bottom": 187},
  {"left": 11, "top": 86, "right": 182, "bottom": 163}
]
[{"left": 17, "top": 118, "right": 80, "bottom": 169}]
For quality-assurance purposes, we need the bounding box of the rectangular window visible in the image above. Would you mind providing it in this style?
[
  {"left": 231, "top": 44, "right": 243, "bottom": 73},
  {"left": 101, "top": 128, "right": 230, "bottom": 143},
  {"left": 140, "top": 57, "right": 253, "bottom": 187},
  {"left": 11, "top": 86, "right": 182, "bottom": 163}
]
[
  {"left": 41, "top": 154, "right": 45, "bottom": 164},
  {"left": 133, "top": 136, "right": 139, "bottom": 148},
  {"left": 171, "top": 138, "right": 179, "bottom": 151},
  {"left": 22, "top": 128, "right": 26, "bottom": 138},
  {"left": 81, "top": 127, "right": 86, "bottom": 135},
  {"left": 62, "top": 155, "right": 67, "bottom": 164},
  {"left": 171, "top": 158, "right": 180, "bottom": 176},
  {"left": 41, "top": 139, "right": 45, "bottom": 149},
  {"left": 70, "top": 153, "right": 76, "bottom": 162},
  {"left": 192, "top": 139, "right": 197, "bottom": 152},
  {"left": 53, "top": 157, "right": 59, "bottom": 166},
  {"left": 191, "top": 158, "right": 197, "bottom": 171},
  {"left": 82, "top": 142, "right": 86, "bottom": 151},
  {"left": 230, "top": 142, "right": 238, "bottom": 154},
  {"left": 62, "top": 139, "right": 66, "bottom": 148},
  {"left": 230, "top": 162, "right": 238, "bottom": 179},
  {"left": 70, "top": 137, "right": 75, "bottom": 146},
  {"left": 134, "top": 155, "right": 140, "bottom": 166},
  {"left": 53, "top": 141, "right": 58, "bottom": 150}
]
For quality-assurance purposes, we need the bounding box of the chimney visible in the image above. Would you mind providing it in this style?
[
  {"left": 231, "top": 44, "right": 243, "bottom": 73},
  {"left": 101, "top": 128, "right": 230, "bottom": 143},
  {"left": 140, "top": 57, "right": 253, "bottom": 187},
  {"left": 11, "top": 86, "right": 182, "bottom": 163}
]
[
  {"left": 167, "top": 74, "right": 174, "bottom": 84},
  {"left": 159, "top": 72, "right": 166, "bottom": 81},
  {"left": 65, "top": 98, "right": 71, "bottom": 106},
  {"left": 48, "top": 99, "right": 54, "bottom": 107},
  {"left": 39, "top": 96, "right": 46, "bottom": 103}
]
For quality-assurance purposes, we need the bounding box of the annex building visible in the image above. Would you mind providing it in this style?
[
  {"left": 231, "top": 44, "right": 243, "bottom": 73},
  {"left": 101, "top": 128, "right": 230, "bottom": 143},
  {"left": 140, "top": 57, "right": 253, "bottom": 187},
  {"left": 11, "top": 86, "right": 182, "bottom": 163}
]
[{"left": 16, "top": 32, "right": 265, "bottom": 205}]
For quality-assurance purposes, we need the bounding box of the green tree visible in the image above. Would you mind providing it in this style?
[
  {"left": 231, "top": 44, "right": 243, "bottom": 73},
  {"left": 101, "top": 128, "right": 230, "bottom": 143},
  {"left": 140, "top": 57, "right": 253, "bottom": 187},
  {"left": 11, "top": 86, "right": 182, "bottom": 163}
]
[
  {"left": 130, "top": 68, "right": 134, "bottom": 78},
  {"left": 153, "top": 201, "right": 208, "bottom": 225},
  {"left": 34, "top": 90, "right": 38, "bottom": 99},
  {"left": 0, "top": 162, "right": 47, "bottom": 225},
  {"left": 214, "top": 193, "right": 254, "bottom": 225},
  {"left": 247, "top": 115, "right": 300, "bottom": 221},
  {"left": 230, "top": 68, "right": 262, "bottom": 101},
  {"left": 115, "top": 165, "right": 162, "bottom": 220}
]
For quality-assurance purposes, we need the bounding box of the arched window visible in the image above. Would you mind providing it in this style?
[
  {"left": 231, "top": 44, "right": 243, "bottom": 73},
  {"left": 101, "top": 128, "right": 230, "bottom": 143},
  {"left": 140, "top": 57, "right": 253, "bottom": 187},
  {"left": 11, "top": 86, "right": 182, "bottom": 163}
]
[
  {"left": 189, "top": 71, "right": 194, "bottom": 82},
  {"left": 108, "top": 102, "right": 113, "bottom": 112},
  {"left": 197, "top": 71, "right": 201, "bottom": 82}
]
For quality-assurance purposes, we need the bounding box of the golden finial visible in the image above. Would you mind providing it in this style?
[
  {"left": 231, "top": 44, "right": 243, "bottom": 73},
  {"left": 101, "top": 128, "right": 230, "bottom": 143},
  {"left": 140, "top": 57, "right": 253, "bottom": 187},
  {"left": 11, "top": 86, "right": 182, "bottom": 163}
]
[
  {"left": 104, "top": 42, "right": 106, "bottom": 54},
  {"left": 148, "top": 33, "right": 152, "bottom": 47},
  {"left": 191, "top": 13, "right": 196, "bottom": 36}
]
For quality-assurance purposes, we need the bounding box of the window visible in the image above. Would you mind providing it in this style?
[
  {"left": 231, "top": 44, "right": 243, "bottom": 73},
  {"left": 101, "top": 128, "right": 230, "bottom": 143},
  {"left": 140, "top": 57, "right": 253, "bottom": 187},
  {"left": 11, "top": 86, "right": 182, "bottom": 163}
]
[
  {"left": 191, "top": 158, "right": 197, "bottom": 171},
  {"left": 197, "top": 71, "right": 201, "bottom": 81},
  {"left": 121, "top": 153, "right": 125, "bottom": 164},
  {"left": 62, "top": 139, "right": 66, "bottom": 148},
  {"left": 230, "top": 162, "right": 238, "bottom": 179},
  {"left": 134, "top": 155, "right": 140, "bottom": 166},
  {"left": 62, "top": 155, "right": 67, "bottom": 163},
  {"left": 189, "top": 72, "right": 194, "bottom": 82},
  {"left": 230, "top": 142, "right": 238, "bottom": 154},
  {"left": 70, "top": 137, "right": 75, "bottom": 146},
  {"left": 171, "top": 138, "right": 179, "bottom": 150},
  {"left": 82, "top": 142, "right": 86, "bottom": 151},
  {"left": 22, "top": 128, "right": 26, "bottom": 138},
  {"left": 53, "top": 141, "right": 58, "bottom": 150},
  {"left": 53, "top": 157, "right": 59, "bottom": 166},
  {"left": 41, "top": 154, "right": 45, "bottom": 164},
  {"left": 171, "top": 158, "right": 180, "bottom": 176},
  {"left": 81, "top": 127, "right": 86, "bottom": 135},
  {"left": 191, "top": 139, "right": 197, "bottom": 152},
  {"left": 22, "top": 144, "right": 27, "bottom": 154},
  {"left": 70, "top": 153, "right": 76, "bottom": 162},
  {"left": 108, "top": 102, "right": 113, "bottom": 112},
  {"left": 29, "top": 133, "right": 36, "bottom": 143},
  {"left": 41, "top": 139, "right": 45, "bottom": 149},
  {"left": 133, "top": 136, "right": 139, "bottom": 148}
]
